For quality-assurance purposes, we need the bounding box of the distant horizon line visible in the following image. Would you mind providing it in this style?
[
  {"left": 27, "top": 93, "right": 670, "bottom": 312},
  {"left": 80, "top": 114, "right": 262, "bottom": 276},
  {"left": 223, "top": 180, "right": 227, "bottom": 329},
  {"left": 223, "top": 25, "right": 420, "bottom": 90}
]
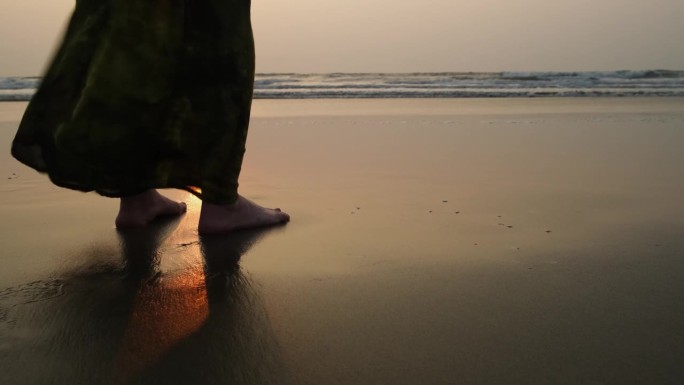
[{"left": 3, "top": 68, "right": 684, "bottom": 78}]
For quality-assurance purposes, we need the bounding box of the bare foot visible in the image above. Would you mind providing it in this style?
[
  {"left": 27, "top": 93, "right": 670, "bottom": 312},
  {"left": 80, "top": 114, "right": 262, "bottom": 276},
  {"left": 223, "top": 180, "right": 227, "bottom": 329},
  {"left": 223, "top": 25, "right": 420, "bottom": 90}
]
[
  {"left": 198, "top": 195, "right": 290, "bottom": 235},
  {"left": 115, "top": 190, "right": 187, "bottom": 228}
]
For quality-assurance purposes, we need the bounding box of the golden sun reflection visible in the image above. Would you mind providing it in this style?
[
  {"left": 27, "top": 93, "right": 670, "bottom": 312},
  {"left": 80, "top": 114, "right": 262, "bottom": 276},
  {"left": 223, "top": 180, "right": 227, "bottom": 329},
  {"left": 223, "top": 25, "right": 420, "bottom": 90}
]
[
  {"left": 115, "top": 266, "right": 209, "bottom": 377},
  {"left": 187, "top": 185, "right": 202, "bottom": 195},
  {"left": 183, "top": 191, "right": 203, "bottom": 213}
]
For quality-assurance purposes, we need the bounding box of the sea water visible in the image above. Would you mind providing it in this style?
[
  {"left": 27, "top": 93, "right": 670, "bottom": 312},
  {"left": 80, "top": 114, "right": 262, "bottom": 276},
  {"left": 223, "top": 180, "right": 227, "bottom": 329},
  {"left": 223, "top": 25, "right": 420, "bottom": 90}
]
[{"left": 2, "top": 70, "right": 683, "bottom": 101}]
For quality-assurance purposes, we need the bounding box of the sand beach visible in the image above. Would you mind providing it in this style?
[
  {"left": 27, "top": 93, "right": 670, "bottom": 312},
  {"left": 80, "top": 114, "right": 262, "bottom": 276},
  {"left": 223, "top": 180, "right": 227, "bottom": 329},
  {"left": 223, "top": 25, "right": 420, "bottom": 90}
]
[{"left": 1, "top": 97, "right": 683, "bottom": 384}]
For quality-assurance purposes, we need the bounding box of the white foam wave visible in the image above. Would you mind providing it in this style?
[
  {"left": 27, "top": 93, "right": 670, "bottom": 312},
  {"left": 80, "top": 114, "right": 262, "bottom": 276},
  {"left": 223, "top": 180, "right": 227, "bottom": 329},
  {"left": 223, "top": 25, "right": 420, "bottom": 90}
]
[{"left": 2, "top": 71, "right": 683, "bottom": 101}]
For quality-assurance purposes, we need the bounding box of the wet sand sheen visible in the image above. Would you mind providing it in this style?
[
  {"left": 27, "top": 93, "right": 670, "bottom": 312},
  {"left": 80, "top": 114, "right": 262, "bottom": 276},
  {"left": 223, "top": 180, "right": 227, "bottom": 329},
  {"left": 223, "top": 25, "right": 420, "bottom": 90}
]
[{"left": 1, "top": 98, "right": 683, "bottom": 384}]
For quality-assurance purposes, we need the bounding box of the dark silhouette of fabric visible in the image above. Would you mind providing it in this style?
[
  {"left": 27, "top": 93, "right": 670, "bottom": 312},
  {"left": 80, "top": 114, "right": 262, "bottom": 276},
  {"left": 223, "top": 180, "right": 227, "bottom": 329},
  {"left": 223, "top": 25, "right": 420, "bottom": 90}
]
[{"left": 12, "top": 0, "right": 255, "bottom": 204}]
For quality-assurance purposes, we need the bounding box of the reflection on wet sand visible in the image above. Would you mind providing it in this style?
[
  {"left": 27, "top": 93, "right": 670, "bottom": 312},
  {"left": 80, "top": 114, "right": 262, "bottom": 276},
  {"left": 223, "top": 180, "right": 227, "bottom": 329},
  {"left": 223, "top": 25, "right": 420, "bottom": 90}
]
[
  {"left": 1, "top": 218, "right": 292, "bottom": 385},
  {"left": 114, "top": 218, "right": 209, "bottom": 379}
]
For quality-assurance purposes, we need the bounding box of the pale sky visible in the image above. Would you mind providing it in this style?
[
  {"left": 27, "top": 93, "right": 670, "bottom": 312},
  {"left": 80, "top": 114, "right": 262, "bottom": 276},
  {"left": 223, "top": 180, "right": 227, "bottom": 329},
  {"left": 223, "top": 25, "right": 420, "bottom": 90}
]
[{"left": 1, "top": 0, "right": 682, "bottom": 76}]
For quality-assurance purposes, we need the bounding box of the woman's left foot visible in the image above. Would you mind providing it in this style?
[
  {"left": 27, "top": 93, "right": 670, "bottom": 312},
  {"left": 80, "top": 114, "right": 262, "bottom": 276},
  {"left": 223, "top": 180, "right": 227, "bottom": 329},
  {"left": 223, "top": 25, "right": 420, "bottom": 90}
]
[
  {"left": 115, "top": 190, "right": 187, "bottom": 228},
  {"left": 198, "top": 196, "right": 290, "bottom": 235}
]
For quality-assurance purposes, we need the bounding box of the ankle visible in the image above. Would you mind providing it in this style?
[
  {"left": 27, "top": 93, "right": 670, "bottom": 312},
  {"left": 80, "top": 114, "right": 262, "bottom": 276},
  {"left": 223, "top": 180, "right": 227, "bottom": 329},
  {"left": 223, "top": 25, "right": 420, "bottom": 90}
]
[
  {"left": 200, "top": 197, "right": 242, "bottom": 215},
  {"left": 120, "top": 190, "right": 156, "bottom": 208}
]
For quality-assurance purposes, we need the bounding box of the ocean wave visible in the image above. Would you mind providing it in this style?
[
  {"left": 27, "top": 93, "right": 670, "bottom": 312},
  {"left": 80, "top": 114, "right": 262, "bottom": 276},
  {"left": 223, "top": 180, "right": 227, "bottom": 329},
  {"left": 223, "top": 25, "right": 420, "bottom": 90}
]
[{"left": 2, "top": 71, "right": 683, "bottom": 101}]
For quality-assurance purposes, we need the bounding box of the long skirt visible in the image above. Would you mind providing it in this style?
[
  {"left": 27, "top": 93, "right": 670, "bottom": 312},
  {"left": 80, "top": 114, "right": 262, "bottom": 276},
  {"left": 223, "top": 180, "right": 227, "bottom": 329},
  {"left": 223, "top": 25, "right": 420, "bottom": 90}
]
[{"left": 11, "top": 0, "right": 255, "bottom": 204}]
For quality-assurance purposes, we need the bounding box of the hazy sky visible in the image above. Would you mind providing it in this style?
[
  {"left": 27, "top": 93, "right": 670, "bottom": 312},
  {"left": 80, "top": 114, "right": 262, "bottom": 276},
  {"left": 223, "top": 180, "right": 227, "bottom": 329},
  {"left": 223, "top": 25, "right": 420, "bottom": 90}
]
[{"left": 1, "top": 0, "right": 682, "bottom": 76}]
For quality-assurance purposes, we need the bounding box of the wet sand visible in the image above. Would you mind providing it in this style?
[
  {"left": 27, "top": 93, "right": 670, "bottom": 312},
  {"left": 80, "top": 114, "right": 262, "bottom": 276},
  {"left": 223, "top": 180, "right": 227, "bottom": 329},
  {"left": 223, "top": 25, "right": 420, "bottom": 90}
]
[{"left": 1, "top": 98, "right": 683, "bottom": 384}]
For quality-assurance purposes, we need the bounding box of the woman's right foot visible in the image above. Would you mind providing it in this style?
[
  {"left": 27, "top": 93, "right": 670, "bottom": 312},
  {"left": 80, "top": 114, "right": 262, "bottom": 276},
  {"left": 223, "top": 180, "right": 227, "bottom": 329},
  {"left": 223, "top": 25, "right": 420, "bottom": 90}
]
[
  {"left": 198, "top": 196, "right": 290, "bottom": 235},
  {"left": 115, "top": 190, "right": 187, "bottom": 228}
]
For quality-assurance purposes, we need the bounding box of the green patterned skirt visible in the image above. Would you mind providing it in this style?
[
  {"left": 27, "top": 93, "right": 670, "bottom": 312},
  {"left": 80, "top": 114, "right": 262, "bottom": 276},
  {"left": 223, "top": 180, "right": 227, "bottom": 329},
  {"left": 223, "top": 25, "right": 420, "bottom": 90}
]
[{"left": 12, "top": 0, "right": 254, "bottom": 204}]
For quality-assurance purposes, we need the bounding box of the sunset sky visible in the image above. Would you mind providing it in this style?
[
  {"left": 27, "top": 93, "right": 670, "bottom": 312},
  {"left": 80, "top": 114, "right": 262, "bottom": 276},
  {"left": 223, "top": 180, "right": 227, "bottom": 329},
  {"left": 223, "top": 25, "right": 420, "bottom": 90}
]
[{"left": 1, "top": 0, "right": 682, "bottom": 76}]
